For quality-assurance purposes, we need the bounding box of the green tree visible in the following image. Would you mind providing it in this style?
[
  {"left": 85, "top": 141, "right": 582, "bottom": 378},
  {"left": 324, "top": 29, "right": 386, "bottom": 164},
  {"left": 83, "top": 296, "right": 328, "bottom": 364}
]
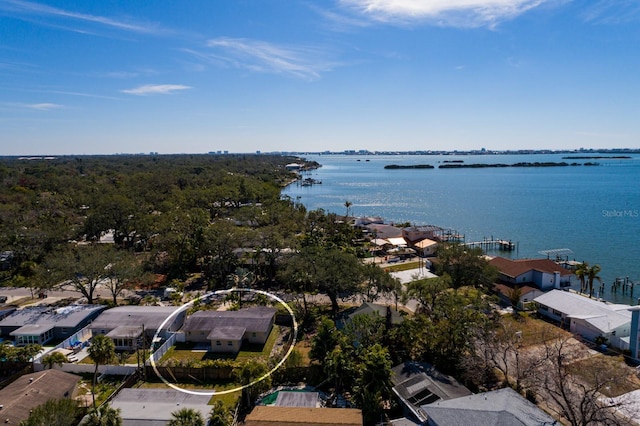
[
  {"left": 41, "top": 351, "right": 68, "bottom": 369},
  {"left": 309, "top": 317, "right": 341, "bottom": 363},
  {"left": 168, "top": 408, "right": 205, "bottom": 426},
  {"left": 343, "top": 313, "right": 386, "bottom": 349},
  {"left": 574, "top": 262, "right": 589, "bottom": 294},
  {"left": 435, "top": 243, "right": 498, "bottom": 289},
  {"left": 362, "top": 262, "right": 400, "bottom": 303},
  {"left": 47, "top": 245, "right": 118, "bottom": 304},
  {"left": 103, "top": 253, "right": 142, "bottom": 305},
  {"left": 308, "top": 246, "right": 364, "bottom": 315},
  {"left": 354, "top": 344, "right": 392, "bottom": 425},
  {"left": 344, "top": 200, "right": 352, "bottom": 218},
  {"left": 82, "top": 404, "right": 123, "bottom": 426},
  {"left": 586, "top": 264, "right": 602, "bottom": 298},
  {"left": 19, "top": 398, "right": 82, "bottom": 426},
  {"left": 87, "top": 334, "right": 116, "bottom": 408},
  {"left": 232, "top": 359, "right": 271, "bottom": 409},
  {"left": 208, "top": 400, "right": 233, "bottom": 426},
  {"left": 406, "top": 274, "right": 451, "bottom": 314}
]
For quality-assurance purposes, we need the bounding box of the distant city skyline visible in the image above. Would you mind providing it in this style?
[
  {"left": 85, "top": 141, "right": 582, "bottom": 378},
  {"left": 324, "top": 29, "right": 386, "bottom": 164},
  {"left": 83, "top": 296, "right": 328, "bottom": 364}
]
[{"left": 2, "top": 1, "right": 640, "bottom": 155}]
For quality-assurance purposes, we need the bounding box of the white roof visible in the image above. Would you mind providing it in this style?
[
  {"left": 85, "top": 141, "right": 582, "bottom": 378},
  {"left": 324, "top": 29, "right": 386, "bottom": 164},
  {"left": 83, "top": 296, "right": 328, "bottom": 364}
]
[
  {"left": 387, "top": 237, "right": 407, "bottom": 246},
  {"left": 534, "top": 290, "right": 631, "bottom": 333}
]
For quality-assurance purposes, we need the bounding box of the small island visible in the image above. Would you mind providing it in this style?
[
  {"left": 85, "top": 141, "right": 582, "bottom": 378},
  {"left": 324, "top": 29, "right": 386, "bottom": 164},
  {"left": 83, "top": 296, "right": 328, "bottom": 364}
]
[
  {"left": 439, "top": 161, "right": 600, "bottom": 169},
  {"left": 384, "top": 164, "right": 435, "bottom": 169}
]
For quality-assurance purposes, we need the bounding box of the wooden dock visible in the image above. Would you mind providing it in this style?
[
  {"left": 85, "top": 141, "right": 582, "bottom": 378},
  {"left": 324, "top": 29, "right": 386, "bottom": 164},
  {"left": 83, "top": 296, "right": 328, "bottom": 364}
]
[{"left": 465, "top": 238, "right": 517, "bottom": 251}]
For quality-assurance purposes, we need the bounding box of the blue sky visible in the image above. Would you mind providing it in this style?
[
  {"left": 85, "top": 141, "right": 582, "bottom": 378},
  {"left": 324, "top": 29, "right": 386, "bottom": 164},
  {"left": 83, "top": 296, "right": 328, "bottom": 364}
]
[{"left": 1, "top": 0, "right": 639, "bottom": 155}]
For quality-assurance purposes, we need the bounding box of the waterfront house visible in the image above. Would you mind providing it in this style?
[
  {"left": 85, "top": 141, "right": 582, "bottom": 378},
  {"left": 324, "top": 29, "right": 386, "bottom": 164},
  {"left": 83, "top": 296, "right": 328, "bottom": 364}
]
[
  {"left": 181, "top": 306, "right": 276, "bottom": 353},
  {"left": 534, "top": 290, "right": 631, "bottom": 350},
  {"left": 90, "top": 306, "right": 185, "bottom": 350},
  {"left": 489, "top": 256, "right": 573, "bottom": 290},
  {"left": 421, "top": 387, "right": 556, "bottom": 426},
  {"left": 0, "top": 369, "right": 81, "bottom": 424},
  {"left": 402, "top": 226, "right": 444, "bottom": 243},
  {"left": 0, "top": 304, "right": 105, "bottom": 346}
]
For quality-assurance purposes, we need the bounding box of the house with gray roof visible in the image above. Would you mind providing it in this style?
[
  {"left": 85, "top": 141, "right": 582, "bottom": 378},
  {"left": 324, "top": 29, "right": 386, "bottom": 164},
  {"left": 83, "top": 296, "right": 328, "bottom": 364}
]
[
  {"left": 110, "top": 388, "right": 211, "bottom": 426},
  {"left": 90, "top": 306, "right": 185, "bottom": 350},
  {"left": 0, "top": 369, "right": 81, "bottom": 424},
  {"left": 182, "top": 306, "right": 276, "bottom": 353},
  {"left": 421, "top": 387, "right": 557, "bottom": 425},
  {"left": 0, "top": 304, "right": 105, "bottom": 346}
]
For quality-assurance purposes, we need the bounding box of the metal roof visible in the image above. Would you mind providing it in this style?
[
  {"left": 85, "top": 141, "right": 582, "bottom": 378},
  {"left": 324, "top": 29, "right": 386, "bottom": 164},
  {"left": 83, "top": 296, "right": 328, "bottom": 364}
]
[{"left": 0, "top": 305, "right": 105, "bottom": 328}]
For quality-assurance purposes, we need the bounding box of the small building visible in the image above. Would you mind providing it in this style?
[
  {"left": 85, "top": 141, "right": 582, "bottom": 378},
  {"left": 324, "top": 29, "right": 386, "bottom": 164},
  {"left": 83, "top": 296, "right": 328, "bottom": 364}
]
[
  {"left": 244, "top": 406, "right": 363, "bottom": 426},
  {"left": 412, "top": 238, "right": 438, "bottom": 257},
  {"left": 0, "top": 305, "right": 105, "bottom": 346},
  {"left": 489, "top": 256, "right": 573, "bottom": 290},
  {"left": 0, "top": 369, "right": 81, "bottom": 424},
  {"left": 421, "top": 387, "right": 556, "bottom": 425},
  {"left": 535, "top": 290, "right": 631, "bottom": 350},
  {"left": 345, "top": 302, "right": 404, "bottom": 327},
  {"left": 110, "top": 388, "right": 211, "bottom": 426},
  {"left": 493, "top": 283, "right": 545, "bottom": 311},
  {"left": 402, "top": 226, "right": 444, "bottom": 243},
  {"left": 182, "top": 306, "right": 276, "bottom": 353},
  {"left": 90, "top": 306, "right": 186, "bottom": 350}
]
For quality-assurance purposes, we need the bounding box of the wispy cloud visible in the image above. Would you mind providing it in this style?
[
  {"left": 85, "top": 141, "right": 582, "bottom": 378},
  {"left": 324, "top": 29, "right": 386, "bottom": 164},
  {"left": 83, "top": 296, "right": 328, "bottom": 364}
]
[
  {"left": 0, "top": 0, "right": 168, "bottom": 35},
  {"left": 26, "top": 102, "right": 63, "bottom": 110},
  {"left": 337, "top": 0, "right": 557, "bottom": 28},
  {"left": 581, "top": 1, "right": 640, "bottom": 25},
  {"left": 189, "top": 37, "right": 338, "bottom": 80},
  {"left": 121, "top": 84, "right": 192, "bottom": 95},
  {"left": 0, "top": 101, "right": 65, "bottom": 110}
]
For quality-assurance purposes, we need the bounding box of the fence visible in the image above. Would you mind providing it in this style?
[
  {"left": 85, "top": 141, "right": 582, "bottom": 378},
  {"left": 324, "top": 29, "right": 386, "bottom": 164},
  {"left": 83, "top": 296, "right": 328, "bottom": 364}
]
[{"left": 146, "top": 332, "right": 177, "bottom": 366}]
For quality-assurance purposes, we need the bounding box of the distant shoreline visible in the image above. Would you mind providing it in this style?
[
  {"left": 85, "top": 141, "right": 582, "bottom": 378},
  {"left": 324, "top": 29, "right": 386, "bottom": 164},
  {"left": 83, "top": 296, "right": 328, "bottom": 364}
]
[{"left": 383, "top": 161, "right": 600, "bottom": 169}]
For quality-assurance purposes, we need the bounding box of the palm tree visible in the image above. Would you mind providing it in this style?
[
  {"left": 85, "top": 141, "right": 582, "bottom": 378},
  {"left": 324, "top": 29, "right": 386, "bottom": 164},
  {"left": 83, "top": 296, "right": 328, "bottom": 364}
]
[
  {"left": 574, "top": 262, "right": 589, "bottom": 294},
  {"left": 41, "top": 351, "right": 68, "bottom": 369},
  {"left": 87, "top": 334, "right": 116, "bottom": 408},
  {"left": 587, "top": 264, "right": 602, "bottom": 298},
  {"left": 82, "top": 404, "right": 122, "bottom": 426},
  {"left": 344, "top": 200, "right": 352, "bottom": 219},
  {"left": 168, "top": 408, "right": 205, "bottom": 426},
  {"left": 208, "top": 401, "right": 233, "bottom": 426}
]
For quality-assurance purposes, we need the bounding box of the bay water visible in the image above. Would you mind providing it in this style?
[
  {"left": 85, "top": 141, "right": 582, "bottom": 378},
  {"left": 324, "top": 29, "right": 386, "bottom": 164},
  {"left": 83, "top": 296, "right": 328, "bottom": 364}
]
[{"left": 282, "top": 153, "right": 640, "bottom": 305}]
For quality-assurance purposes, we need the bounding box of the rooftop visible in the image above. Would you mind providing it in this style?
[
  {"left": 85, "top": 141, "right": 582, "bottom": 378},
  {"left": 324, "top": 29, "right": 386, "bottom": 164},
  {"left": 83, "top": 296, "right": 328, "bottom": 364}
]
[
  {"left": 90, "top": 306, "right": 180, "bottom": 331},
  {"left": 0, "top": 304, "right": 105, "bottom": 328},
  {"left": 421, "top": 387, "right": 557, "bottom": 426},
  {"left": 0, "top": 370, "right": 81, "bottom": 424},
  {"left": 244, "top": 406, "right": 363, "bottom": 425},
  {"left": 110, "top": 388, "right": 211, "bottom": 425},
  {"left": 183, "top": 306, "right": 276, "bottom": 335},
  {"left": 489, "top": 256, "right": 573, "bottom": 279},
  {"left": 535, "top": 289, "right": 632, "bottom": 332}
]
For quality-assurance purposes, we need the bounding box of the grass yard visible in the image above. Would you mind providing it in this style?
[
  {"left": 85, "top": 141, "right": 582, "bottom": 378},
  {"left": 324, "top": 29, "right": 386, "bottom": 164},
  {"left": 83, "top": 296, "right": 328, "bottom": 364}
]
[
  {"left": 159, "top": 325, "right": 283, "bottom": 365},
  {"left": 502, "top": 313, "right": 569, "bottom": 347}
]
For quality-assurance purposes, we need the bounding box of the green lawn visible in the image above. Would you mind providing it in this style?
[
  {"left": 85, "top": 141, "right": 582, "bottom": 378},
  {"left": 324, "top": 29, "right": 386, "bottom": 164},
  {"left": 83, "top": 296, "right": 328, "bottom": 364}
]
[{"left": 159, "top": 325, "right": 283, "bottom": 365}]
